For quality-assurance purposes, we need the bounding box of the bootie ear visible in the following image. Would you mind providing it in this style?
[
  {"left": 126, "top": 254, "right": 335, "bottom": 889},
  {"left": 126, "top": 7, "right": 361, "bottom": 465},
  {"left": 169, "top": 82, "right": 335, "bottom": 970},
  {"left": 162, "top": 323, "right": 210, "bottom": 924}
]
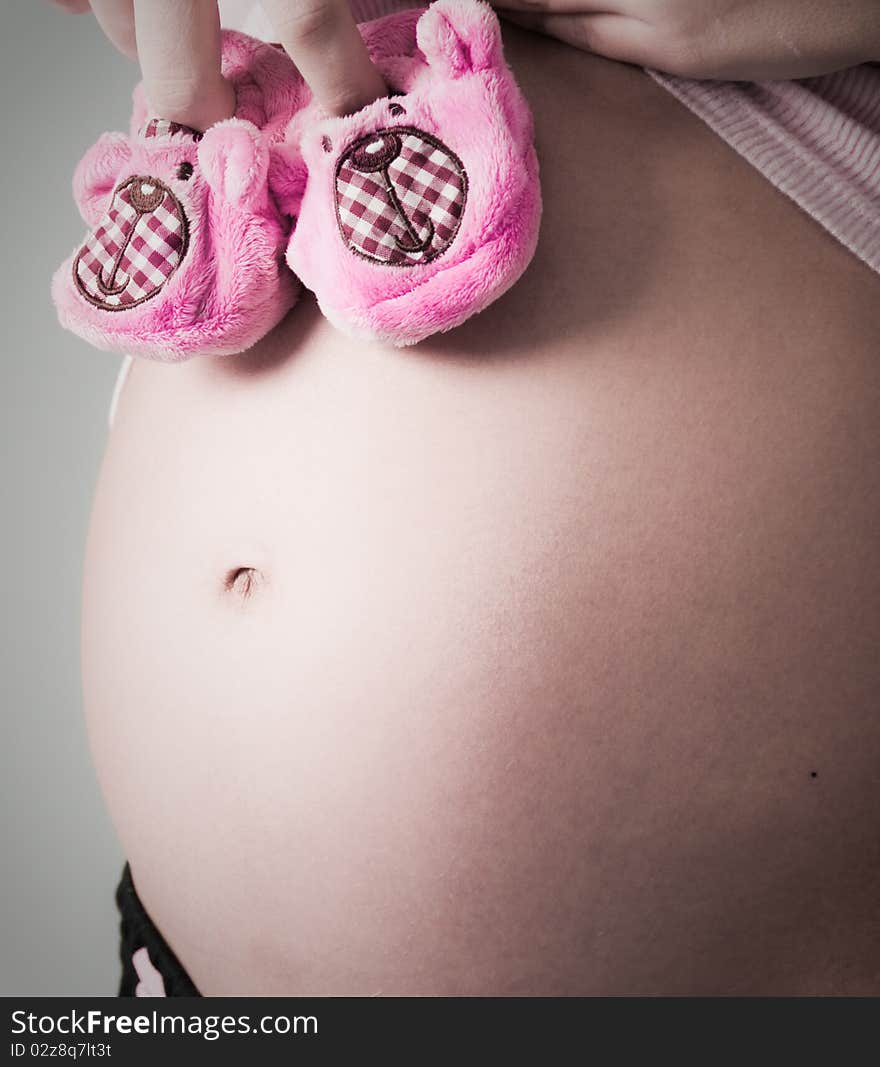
[
  {"left": 416, "top": 0, "right": 503, "bottom": 78},
  {"left": 72, "top": 132, "right": 132, "bottom": 227},
  {"left": 198, "top": 119, "right": 268, "bottom": 207}
]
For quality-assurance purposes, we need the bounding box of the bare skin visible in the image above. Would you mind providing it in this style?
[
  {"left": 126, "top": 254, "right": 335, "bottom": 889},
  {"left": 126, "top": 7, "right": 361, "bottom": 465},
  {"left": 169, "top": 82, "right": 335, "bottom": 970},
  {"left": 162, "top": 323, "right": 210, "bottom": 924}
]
[
  {"left": 82, "top": 28, "right": 880, "bottom": 995},
  {"left": 53, "top": 0, "right": 387, "bottom": 125},
  {"left": 494, "top": 0, "right": 880, "bottom": 79}
]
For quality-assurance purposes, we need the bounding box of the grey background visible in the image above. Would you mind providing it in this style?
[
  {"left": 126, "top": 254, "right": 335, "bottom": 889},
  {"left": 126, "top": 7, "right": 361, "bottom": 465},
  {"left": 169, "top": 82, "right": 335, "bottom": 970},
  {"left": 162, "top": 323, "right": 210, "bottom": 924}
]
[{"left": 2, "top": 3, "right": 138, "bottom": 995}]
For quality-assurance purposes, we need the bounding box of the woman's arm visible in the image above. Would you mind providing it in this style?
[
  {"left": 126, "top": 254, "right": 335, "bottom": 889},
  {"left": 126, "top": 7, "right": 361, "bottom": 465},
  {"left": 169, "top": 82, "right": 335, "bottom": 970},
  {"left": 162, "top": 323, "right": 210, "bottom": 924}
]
[{"left": 495, "top": 0, "right": 880, "bottom": 79}]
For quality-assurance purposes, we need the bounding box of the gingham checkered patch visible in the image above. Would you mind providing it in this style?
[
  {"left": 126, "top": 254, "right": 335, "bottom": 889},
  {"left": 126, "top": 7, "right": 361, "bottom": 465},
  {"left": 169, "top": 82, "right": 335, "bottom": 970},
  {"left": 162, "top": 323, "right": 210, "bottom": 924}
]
[
  {"left": 140, "top": 118, "right": 201, "bottom": 142},
  {"left": 335, "top": 127, "right": 467, "bottom": 266},
  {"left": 73, "top": 176, "right": 189, "bottom": 311}
]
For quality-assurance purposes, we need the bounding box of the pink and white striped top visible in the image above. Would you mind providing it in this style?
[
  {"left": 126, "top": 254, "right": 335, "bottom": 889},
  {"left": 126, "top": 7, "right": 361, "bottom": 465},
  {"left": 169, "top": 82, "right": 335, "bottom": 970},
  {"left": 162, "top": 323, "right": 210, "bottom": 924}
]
[
  {"left": 651, "top": 66, "right": 880, "bottom": 275},
  {"left": 226, "top": 0, "right": 880, "bottom": 276}
]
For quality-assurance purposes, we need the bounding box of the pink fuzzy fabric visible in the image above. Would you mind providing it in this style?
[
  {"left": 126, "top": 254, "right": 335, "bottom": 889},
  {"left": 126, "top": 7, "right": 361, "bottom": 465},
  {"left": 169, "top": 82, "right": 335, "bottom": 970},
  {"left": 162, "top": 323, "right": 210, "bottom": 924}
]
[
  {"left": 52, "top": 31, "right": 305, "bottom": 361},
  {"left": 283, "top": 0, "right": 542, "bottom": 346}
]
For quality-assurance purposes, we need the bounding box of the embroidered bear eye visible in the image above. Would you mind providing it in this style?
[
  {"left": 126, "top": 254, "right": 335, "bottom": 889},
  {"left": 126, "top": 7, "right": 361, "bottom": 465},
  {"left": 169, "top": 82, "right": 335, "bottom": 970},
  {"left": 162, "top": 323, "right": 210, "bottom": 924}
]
[
  {"left": 389, "top": 102, "right": 405, "bottom": 118},
  {"left": 177, "top": 162, "right": 194, "bottom": 181}
]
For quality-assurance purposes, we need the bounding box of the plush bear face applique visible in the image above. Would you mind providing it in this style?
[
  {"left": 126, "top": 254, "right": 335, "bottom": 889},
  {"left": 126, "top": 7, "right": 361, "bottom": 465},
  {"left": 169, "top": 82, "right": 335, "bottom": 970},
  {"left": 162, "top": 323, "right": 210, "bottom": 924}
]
[
  {"left": 334, "top": 124, "right": 468, "bottom": 267},
  {"left": 71, "top": 120, "right": 201, "bottom": 311},
  {"left": 73, "top": 174, "right": 189, "bottom": 311}
]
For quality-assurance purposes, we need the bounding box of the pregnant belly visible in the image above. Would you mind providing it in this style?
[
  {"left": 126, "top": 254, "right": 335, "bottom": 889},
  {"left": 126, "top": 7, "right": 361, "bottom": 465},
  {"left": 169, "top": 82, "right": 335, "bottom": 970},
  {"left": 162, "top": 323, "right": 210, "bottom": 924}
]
[{"left": 81, "top": 36, "right": 880, "bottom": 995}]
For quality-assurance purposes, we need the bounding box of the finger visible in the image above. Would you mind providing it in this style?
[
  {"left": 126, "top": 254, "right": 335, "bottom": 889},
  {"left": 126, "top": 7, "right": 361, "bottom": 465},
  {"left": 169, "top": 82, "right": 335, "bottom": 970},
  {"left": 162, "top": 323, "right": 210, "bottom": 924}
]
[
  {"left": 133, "top": 0, "right": 236, "bottom": 131},
  {"left": 90, "top": 0, "right": 138, "bottom": 60},
  {"left": 492, "top": 0, "right": 626, "bottom": 14},
  {"left": 261, "top": 0, "right": 387, "bottom": 117},
  {"left": 499, "top": 10, "right": 656, "bottom": 66}
]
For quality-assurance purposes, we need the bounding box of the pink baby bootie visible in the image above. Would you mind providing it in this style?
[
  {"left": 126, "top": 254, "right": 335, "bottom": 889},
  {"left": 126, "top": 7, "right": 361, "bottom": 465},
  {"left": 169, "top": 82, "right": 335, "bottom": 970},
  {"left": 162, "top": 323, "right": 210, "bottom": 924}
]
[
  {"left": 53, "top": 31, "right": 306, "bottom": 361},
  {"left": 281, "top": 0, "right": 542, "bottom": 346}
]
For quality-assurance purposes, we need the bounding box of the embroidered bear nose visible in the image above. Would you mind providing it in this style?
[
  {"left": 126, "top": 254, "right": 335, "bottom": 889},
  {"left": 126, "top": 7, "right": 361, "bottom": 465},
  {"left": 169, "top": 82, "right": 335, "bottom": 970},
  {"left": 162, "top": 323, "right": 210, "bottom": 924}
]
[
  {"left": 348, "top": 131, "right": 402, "bottom": 172},
  {"left": 129, "top": 179, "right": 166, "bottom": 214}
]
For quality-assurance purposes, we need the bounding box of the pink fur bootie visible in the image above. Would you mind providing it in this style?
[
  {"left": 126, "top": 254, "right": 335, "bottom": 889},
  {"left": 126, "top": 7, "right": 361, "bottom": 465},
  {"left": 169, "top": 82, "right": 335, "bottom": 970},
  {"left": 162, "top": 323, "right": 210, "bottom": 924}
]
[
  {"left": 281, "top": 0, "right": 542, "bottom": 346},
  {"left": 52, "top": 31, "right": 306, "bottom": 361}
]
